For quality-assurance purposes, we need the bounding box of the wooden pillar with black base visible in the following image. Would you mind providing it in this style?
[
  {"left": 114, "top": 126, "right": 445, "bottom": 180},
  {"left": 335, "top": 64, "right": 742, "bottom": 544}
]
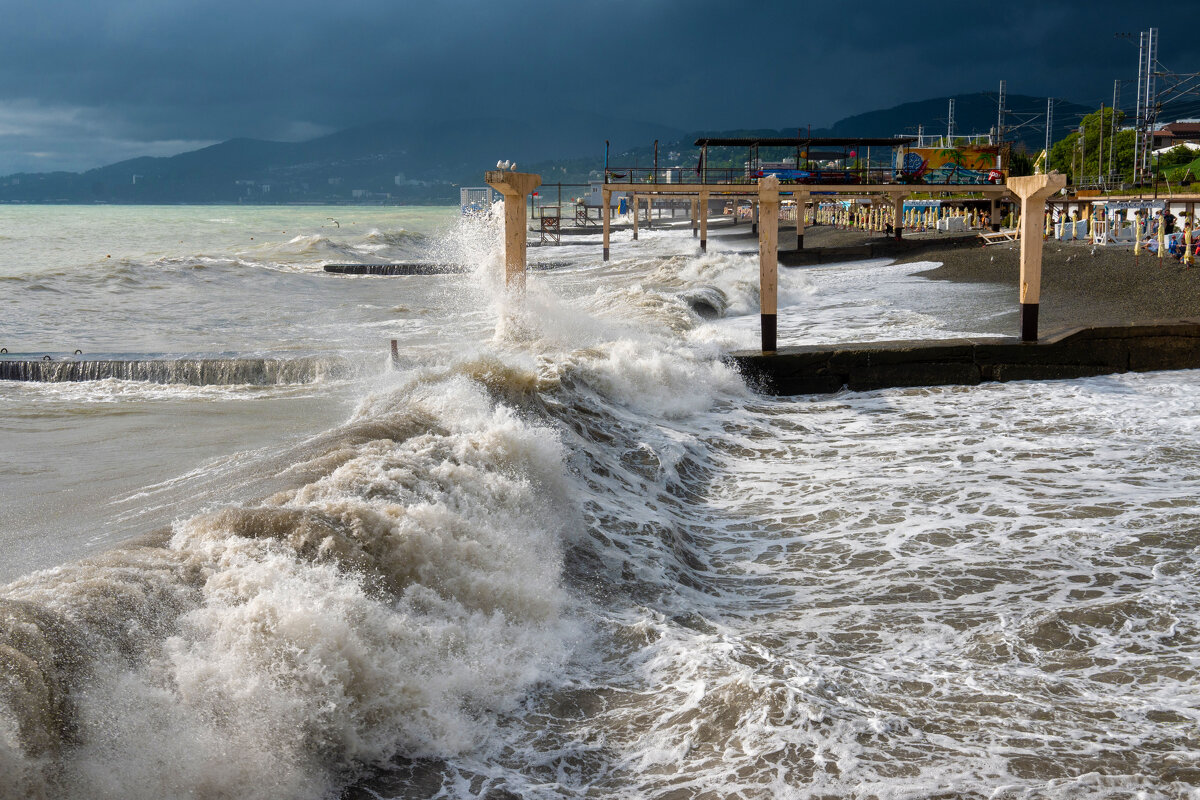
[
  {"left": 892, "top": 193, "right": 908, "bottom": 240},
  {"left": 602, "top": 187, "right": 611, "bottom": 261},
  {"left": 1007, "top": 173, "right": 1066, "bottom": 342},
  {"left": 758, "top": 176, "right": 780, "bottom": 353},
  {"left": 795, "top": 191, "right": 809, "bottom": 249},
  {"left": 699, "top": 191, "right": 709, "bottom": 253}
]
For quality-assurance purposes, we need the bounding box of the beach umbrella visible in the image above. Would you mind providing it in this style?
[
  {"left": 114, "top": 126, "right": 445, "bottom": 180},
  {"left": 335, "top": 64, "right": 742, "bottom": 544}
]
[
  {"left": 1186, "top": 216, "right": 1194, "bottom": 267},
  {"left": 1134, "top": 212, "right": 1142, "bottom": 262},
  {"left": 1158, "top": 214, "right": 1166, "bottom": 264}
]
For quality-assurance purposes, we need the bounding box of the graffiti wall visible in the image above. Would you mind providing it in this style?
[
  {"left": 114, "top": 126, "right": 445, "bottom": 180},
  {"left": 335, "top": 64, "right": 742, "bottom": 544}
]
[{"left": 897, "top": 147, "right": 1003, "bottom": 184}]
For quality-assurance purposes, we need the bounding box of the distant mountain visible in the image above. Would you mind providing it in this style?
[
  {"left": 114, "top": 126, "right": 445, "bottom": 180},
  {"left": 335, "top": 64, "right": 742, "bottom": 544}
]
[
  {"left": 0, "top": 94, "right": 1093, "bottom": 204},
  {"left": 0, "top": 111, "right": 684, "bottom": 204}
]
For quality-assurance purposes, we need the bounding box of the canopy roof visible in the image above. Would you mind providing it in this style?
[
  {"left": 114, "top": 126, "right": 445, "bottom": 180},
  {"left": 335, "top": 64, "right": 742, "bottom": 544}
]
[{"left": 693, "top": 136, "right": 917, "bottom": 148}]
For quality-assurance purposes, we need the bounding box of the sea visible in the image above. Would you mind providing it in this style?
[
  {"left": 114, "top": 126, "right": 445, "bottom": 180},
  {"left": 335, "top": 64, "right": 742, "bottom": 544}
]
[{"left": 1, "top": 204, "right": 1197, "bottom": 800}]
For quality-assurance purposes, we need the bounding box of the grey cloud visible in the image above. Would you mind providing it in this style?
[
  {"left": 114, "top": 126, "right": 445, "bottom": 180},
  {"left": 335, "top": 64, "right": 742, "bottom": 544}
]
[{"left": 0, "top": 0, "right": 1193, "bottom": 174}]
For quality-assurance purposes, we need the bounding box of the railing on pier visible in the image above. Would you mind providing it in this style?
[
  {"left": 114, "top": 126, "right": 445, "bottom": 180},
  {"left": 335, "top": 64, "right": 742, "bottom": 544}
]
[{"left": 603, "top": 166, "right": 1007, "bottom": 187}]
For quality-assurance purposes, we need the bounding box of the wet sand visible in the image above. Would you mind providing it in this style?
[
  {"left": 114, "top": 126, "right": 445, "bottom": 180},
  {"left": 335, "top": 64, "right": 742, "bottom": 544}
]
[
  {"left": 753, "top": 224, "right": 1200, "bottom": 337},
  {"left": 897, "top": 235, "right": 1200, "bottom": 336}
]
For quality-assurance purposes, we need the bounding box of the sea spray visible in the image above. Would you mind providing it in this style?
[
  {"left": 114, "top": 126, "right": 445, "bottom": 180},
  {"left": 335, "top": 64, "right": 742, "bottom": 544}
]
[{"left": 0, "top": 370, "right": 574, "bottom": 799}]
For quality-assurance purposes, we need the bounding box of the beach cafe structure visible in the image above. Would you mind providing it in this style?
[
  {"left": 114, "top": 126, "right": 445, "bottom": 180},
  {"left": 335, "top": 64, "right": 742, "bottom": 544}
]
[
  {"left": 599, "top": 136, "right": 1011, "bottom": 258},
  {"left": 487, "top": 136, "right": 1065, "bottom": 353}
]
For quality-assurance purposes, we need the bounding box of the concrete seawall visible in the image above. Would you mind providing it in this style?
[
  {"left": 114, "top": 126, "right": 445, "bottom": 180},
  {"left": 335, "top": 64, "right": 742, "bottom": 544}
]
[{"left": 729, "top": 321, "right": 1200, "bottom": 395}]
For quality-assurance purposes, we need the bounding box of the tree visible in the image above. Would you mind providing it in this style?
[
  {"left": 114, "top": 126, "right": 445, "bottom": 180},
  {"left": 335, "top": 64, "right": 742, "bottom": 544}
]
[
  {"left": 1007, "top": 148, "right": 1034, "bottom": 177},
  {"left": 1047, "top": 107, "right": 1133, "bottom": 182},
  {"left": 1158, "top": 145, "right": 1197, "bottom": 170}
]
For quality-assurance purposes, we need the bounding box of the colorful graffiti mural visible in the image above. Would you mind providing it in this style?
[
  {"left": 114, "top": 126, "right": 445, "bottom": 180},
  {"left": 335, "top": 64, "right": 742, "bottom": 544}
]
[{"left": 897, "top": 147, "right": 1003, "bottom": 185}]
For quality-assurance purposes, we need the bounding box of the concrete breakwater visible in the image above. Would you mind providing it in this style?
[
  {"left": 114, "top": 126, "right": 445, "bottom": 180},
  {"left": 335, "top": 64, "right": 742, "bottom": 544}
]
[
  {"left": 729, "top": 321, "right": 1200, "bottom": 395},
  {"left": 323, "top": 263, "right": 467, "bottom": 275},
  {"left": 0, "top": 354, "right": 349, "bottom": 385}
]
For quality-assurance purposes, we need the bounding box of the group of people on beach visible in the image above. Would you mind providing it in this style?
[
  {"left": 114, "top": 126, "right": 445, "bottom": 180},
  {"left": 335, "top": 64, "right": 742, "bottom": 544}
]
[{"left": 1140, "top": 210, "right": 1200, "bottom": 261}]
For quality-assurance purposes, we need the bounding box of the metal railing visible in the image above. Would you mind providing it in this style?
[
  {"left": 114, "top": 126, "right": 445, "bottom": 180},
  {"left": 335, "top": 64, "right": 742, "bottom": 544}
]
[{"left": 603, "top": 166, "right": 1007, "bottom": 187}]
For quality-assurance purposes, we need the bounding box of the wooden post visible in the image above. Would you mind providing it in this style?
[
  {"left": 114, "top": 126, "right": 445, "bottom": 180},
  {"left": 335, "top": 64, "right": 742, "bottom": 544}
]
[
  {"left": 485, "top": 170, "right": 542, "bottom": 291},
  {"left": 632, "top": 193, "right": 639, "bottom": 240},
  {"left": 758, "top": 176, "right": 780, "bottom": 353},
  {"left": 691, "top": 197, "right": 697, "bottom": 238},
  {"left": 752, "top": 199, "right": 759, "bottom": 235},
  {"left": 602, "top": 187, "right": 611, "bottom": 261},
  {"left": 1007, "top": 173, "right": 1066, "bottom": 341},
  {"left": 795, "top": 191, "right": 809, "bottom": 248},
  {"left": 647, "top": 197, "right": 654, "bottom": 230},
  {"left": 699, "top": 191, "right": 709, "bottom": 252}
]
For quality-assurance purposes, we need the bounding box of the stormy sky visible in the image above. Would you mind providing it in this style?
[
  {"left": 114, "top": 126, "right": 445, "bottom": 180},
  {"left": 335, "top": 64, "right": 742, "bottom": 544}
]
[{"left": 0, "top": 0, "right": 1194, "bottom": 175}]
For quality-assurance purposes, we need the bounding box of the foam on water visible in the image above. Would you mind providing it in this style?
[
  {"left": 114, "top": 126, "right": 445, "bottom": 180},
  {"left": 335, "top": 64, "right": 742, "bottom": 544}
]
[{"left": 3, "top": 208, "right": 1199, "bottom": 799}]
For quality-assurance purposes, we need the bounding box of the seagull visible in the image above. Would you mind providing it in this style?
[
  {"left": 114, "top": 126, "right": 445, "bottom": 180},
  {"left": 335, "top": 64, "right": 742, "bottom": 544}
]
[
  {"left": 328, "top": 218, "right": 339, "bottom": 228},
  {"left": 496, "top": 159, "right": 513, "bottom": 170},
  {"left": 496, "top": 160, "right": 505, "bottom": 169},
  {"left": 509, "top": 162, "right": 516, "bottom": 172}
]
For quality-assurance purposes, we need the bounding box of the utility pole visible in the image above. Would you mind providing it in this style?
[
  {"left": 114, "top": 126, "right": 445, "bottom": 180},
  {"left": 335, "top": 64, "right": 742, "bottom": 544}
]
[
  {"left": 997, "top": 80, "right": 1006, "bottom": 146},
  {"left": 947, "top": 98, "right": 956, "bottom": 146},
  {"left": 1135, "top": 31, "right": 1146, "bottom": 183},
  {"left": 1109, "top": 80, "right": 1119, "bottom": 180},
  {"left": 1097, "top": 102, "right": 1104, "bottom": 187},
  {"left": 1045, "top": 97, "right": 1054, "bottom": 159},
  {"left": 1141, "top": 27, "right": 1159, "bottom": 180}
]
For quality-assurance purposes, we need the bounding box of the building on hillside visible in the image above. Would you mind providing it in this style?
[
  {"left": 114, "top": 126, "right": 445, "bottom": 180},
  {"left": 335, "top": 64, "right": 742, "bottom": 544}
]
[{"left": 1151, "top": 121, "right": 1200, "bottom": 150}]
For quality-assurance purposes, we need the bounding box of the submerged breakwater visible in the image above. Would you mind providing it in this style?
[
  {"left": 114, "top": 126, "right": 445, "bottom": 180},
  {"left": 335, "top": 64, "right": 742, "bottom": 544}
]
[
  {"left": 0, "top": 355, "right": 350, "bottom": 385},
  {"left": 1, "top": 205, "right": 1198, "bottom": 799}
]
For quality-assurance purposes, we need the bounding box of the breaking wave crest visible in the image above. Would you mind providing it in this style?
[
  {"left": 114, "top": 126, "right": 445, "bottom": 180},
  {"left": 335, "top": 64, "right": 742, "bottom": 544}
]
[{"left": 0, "top": 372, "right": 572, "bottom": 800}]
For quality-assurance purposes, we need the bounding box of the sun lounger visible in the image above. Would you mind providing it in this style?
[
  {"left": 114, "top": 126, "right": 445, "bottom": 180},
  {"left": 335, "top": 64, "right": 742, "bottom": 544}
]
[{"left": 978, "top": 228, "right": 1019, "bottom": 245}]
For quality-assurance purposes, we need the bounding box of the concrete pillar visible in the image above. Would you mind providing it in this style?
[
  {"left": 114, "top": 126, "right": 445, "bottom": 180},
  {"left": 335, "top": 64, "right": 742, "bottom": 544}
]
[
  {"left": 1007, "top": 173, "right": 1067, "bottom": 342},
  {"left": 691, "top": 197, "right": 697, "bottom": 238},
  {"left": 602, "top": 188, "right": 611, "bottom": 261},
  {"left": 632, "top": 193, "right": 639, "bottom": 240},
  {"left": 795, "top": 191, "right": 809, "bottom": 248},
  {"left": 990, "top": 197, "right": 1000, "bottom": 232},
  {"left": 485, "top": 170, "right": 542, "bottom": 290},
  {"left": 758, "top": 175, "right": 780, "bottom": 353},
  {"left": 699, "top": 192, "right": 709, "bottom": 253}
]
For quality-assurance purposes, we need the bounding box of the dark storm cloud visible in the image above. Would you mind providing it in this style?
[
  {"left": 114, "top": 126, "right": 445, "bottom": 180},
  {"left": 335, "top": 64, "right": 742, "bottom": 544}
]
[{"left": 0, "top": 0, "right": 1193, "bottom": 173}]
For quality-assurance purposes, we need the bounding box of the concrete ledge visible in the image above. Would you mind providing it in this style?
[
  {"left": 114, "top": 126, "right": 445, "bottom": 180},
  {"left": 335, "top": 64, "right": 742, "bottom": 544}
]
[
  {"left": 728, "top": 321, "right": 1200, "bottom": 395},
  {"left": 324, "top": 263, "right": 467, "bottom": 275}
]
